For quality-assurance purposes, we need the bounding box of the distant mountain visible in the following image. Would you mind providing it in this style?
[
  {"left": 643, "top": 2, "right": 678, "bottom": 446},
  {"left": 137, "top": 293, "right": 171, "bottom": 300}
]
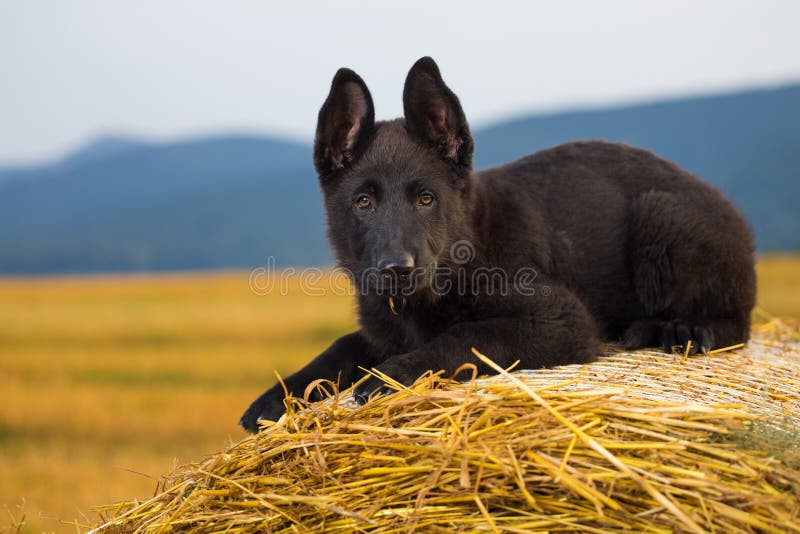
[
  {"left": 0, "top": 85, "right": 797, "bottom": 274},
  {"left": 61, "top": 134, "right": 151, "bottom": 167},
  {"left": 0, "top": 136, "right": 325, "bottom": 273},
  {"left": 0, "top": 135, "right": 149, "bottom": 183}
]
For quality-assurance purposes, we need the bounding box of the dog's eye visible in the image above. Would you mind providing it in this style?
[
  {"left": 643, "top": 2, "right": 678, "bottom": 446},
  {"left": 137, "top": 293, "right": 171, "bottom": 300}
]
[
  {"left": 418, "top": 191, "right": 435, "bottom": 207},
  {"left": 356, "top": 194, "right": 373, "bottom": 210}
]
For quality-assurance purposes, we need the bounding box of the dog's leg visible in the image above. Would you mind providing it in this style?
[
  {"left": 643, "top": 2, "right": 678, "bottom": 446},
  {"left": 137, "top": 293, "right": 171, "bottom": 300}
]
[
  {"left": 629, "top": 190, "right": 680, "bottom": 316},
  {"left": 353, "top": 285, "right": 601, "bottom": 401},
  {"left": 621, "top": 319, "right": 663, "bottom": 350},
  {"left": 627, "top": 189, "right": 756, "bottom": 355},
  {"left": 239, "top": 331, "right": 381, "bottom": 432}
]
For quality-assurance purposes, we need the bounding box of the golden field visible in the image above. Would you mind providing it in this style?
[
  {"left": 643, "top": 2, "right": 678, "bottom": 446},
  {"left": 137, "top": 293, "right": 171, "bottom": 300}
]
[{"left": 0, "top": 256, "right": 798, "bottom": 533}]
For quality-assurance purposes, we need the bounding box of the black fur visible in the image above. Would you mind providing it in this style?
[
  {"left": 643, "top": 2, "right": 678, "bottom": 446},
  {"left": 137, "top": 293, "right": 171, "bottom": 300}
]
[{"left": 240, "top": 57, "right": 756, "bottom": 432}]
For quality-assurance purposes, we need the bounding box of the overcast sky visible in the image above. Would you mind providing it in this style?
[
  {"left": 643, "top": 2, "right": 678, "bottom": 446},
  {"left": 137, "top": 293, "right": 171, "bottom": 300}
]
[{"left": 1, "top": 1, "right": 799, "bottom": 165}]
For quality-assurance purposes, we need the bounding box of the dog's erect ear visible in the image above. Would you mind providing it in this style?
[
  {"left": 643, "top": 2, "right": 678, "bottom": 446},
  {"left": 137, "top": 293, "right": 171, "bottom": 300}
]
[
  {"left": 403, "top": 57, "right": 473, "bottom": 171},
  {"left": 314, "top": 68, "right": 375, "bottom": 180}
]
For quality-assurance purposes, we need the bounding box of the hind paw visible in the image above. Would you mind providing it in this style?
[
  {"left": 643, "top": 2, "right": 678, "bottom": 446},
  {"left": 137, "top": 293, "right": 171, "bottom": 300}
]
[{"left": 660, "top": 321, "right": 714, "bottom": 355}]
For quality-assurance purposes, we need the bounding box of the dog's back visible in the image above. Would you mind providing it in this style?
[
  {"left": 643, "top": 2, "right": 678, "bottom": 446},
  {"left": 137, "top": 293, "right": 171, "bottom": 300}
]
[{"left": 476, "top": 140, "right": 756, "bottom": 344}]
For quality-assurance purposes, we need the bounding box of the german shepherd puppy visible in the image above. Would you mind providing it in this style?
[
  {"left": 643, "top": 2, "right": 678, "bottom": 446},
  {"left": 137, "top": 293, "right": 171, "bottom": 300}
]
[{"left": 240, "top": 57, "right": 755, "bottom": 432}]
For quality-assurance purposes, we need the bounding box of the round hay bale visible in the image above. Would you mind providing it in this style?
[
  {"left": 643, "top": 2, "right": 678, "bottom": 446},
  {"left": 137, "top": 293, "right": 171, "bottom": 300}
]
[{"left": 92, "top": 323, "right": 800, "bottom": 533}]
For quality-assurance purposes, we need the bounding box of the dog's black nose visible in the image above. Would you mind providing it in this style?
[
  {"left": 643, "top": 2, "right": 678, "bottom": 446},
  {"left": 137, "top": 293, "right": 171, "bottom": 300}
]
[{"left": 377, "top": 255, "right": 414, "bottom": 278}]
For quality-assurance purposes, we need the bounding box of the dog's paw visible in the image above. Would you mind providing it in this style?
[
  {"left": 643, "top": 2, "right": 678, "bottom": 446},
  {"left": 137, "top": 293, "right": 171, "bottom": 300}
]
[
  {"left": 352, "top": 355, "right": 423, "bottom": 405},
  {"left": 238, "top": 387, "right": 287, "bottom": 433},
  {"left": 660, "top": 321, "right": 714, "bottom": 355}
]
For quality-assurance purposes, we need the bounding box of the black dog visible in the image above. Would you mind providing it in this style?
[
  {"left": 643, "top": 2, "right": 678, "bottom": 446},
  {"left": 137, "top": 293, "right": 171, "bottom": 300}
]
[{"left": 240, "top": 57, "right": 755, "bottom": 432}]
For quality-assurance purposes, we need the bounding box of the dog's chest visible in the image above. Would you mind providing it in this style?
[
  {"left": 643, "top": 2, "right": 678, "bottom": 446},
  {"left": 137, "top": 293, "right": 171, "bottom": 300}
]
[
  {"left": 395, "top": 299, "right": 463, "bottom": 349},
  {"left": 361, "top": 294, "right": 468, "bottom": 353}
]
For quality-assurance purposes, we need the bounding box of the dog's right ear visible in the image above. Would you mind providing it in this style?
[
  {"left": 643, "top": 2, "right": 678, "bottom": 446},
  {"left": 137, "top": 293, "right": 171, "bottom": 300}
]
[{"left": 313, "top": 68, "right": 375, "bottom": 180}]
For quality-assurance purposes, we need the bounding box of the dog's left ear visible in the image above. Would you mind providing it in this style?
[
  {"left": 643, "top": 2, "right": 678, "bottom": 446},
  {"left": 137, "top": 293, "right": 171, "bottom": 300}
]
[{"left": 403, "top": 57, "right": 473, "bottom": 171}]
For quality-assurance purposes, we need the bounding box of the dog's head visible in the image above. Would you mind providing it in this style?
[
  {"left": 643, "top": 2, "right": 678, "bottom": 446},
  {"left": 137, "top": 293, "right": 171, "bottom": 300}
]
[{"left": 313, "top": 57, "right": 475, "bottom": 295}]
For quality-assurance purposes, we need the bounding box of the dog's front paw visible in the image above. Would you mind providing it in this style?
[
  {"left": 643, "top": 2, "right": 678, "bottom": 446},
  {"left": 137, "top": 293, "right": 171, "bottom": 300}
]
[
  {"left": 660, "top": 321, "right": 714, "bottom": 355},
  {"left": 239, "top": 386, "right": 287, "bottom": 433},
  {"left": 352, "top": 354, "right": 427, "bottom": 405}
]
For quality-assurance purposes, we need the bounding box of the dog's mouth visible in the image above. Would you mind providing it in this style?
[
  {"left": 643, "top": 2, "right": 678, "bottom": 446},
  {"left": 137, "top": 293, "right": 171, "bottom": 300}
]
[
  {"left": 378, "top": 270, "right": 428, "bottom": 295},
  {"left": 359, "top": 267, "right": 431, "bottom": 296}
]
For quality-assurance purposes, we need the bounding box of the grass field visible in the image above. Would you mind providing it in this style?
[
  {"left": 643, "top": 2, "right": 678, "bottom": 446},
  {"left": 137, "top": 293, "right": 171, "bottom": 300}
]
[{"left": 0, "top": 256, "right": 798, "bottom": 532}]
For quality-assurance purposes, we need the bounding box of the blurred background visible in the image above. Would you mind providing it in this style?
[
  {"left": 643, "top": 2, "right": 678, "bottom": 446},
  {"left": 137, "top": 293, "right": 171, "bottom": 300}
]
[{"left": 1, "top": 1, "right": 798, "bottom": 531}]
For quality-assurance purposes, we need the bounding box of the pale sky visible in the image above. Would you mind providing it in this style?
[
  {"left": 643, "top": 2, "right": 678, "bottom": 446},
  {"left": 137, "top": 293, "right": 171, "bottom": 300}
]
[{"left": 1, "top": 0, "right": 799, "bottom": 165}]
